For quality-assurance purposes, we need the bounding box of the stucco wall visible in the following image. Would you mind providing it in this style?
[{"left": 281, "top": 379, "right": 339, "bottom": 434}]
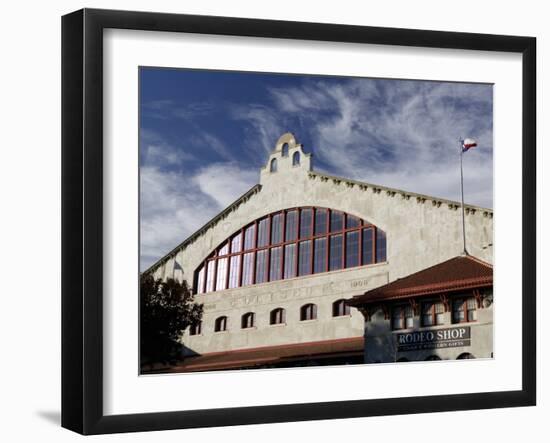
[{"left": 147, "top": 133, "right": 494, "bottom": 355}]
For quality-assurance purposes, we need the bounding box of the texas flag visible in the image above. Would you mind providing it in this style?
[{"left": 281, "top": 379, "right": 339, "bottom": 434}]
[{"left": 462, "top": 138, "right": 477, "bottom": 153}]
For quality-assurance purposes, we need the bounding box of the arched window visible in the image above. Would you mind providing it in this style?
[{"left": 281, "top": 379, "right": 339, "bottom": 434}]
[
  {"left": 194, "top": 207, "right": 387, "bottom": 294},
  {"left": 425, "top": 355, "right": 441, "bottom": 361},
  {"left": 332, "top": 299, "right": 350, "bottom": 317},
  {"left": 270, "top": 158, "right": 278, "bottom": 172},
  {"left": 281, "top": 143, "right": 289, "bottom": 157},
  {"left": 189, "top": 321, "right": 202, "bottom": 336},
  {"left": 214, "top": 316, "right": 228, "bottom": 332},
  {"left": 457, "top": 353, "right": 475, "bottom": 360},
  {"left": 241, "top": 312, "right": 255, "bottom": 329},
  {"left": 270, "top": 308, "right": 286, "bottom": 325},
  {"left": 301, "top": 303, "right": 317, "bottom": 321},
  {"left": 292, "top": 151, "right": 300, "bottom": 166}
]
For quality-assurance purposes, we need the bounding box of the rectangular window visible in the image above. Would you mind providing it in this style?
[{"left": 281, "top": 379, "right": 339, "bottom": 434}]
[
  {"left": 362, "top": 228, "right": 374, "bottom": 265},
  {"left": 244, "top": 225, "right": 255, "bottom": 250},
  {"left": 376, "top": 229, "right": 387, "bottom": 262},
  {"left": 196, "top": 265, "right": 205, "bottom": 294},
  {"left": 298, "top": 240, "right": 312, "bottom": 276},
  {"left": 329, "top": 234, "right": 343, "bottom": 271},
  {"left": 205, "top": 260, "right": 216, "bottom": 292},
  {"left": 346, "top": 215, "right": 361, "bottom": 229},
  {"left": 271, "top": 213, "right": 283, "bottom": 244},
  {"left": 453, "top": 297, "right": 478, "bottom": 323},
  {"left": 269, "top": 247, "right": 282, "bottom": 281},
  {"left": 405, "top": 305, "right": 414, "bottom": 328},
  {"left": 435, "top": 302, "right": 445, "bottom": 325},
  {"left": 255, "top": 250, "right": 268, "bottom": 284},
  {"left": 299, "top": 209, "right": 313, "bottom": 238},
  {"left": 392, "top": 306, "right": 404, "bottom": 330},
  {"left": 242, "top": 253, "right": 254, "bottom": 286},
  {"left": 218, "top": 242, "right": 229, "bottom": 256},
  {"left": 314, "top": 208, "right": 328, "bottom": 235},
  {"left": 313, "top": 237, "right": 327, "bottom": 273},
  {"left": 228, "top": 255, "right": 240, "bottom": 289},
  {"left": 330, "top": 211, "right": 344, "bottom": 232},
  {"left": 284, "top": 244, "right": 296, "bottom": 279},
  {"left": 422, "top": 303, "right": 434, "bottom": 326},
  {"left": 231, "top": 232, "right": 242, "bottom": 253},
  {"left": 215, "top": 258, "right": 228, "bottom": 291},
  {"left": 285, "top": 210, "right": 298, "bottom": 241},
  {"left": 345, "top": 231, "right": 360, "bottom": 268},
  {"left": 452, "top": 299, "right": 465, "bottom": 323},
  {"left": 422, "top": 301, "right": 445, "bottom": 326},
  {"left": 467, "top": 297, "right": 478, "bottom": 321},
  {"left": 257, "top": 217, "right": 270, "bottom": 247},
  {"left": 393, "top": 305, "right": 414, "bottom": 330}
]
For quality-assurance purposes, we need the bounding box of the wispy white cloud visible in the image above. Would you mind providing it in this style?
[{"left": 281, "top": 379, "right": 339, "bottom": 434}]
[
  {"left": 189, "top": 132, "right": 234, "bottom": 162},
  {"left": 140, "top": 129, "right": 196, "bottom": 167},
  {"left": 268, "top": 79, "right": 493, "bottom": 207},
  {"left": 140, "top": 162, "right": 257, "bottom": 271},
  {"left": 142, "top": 99, "right": 216, "bottom": 121},
  {"left": 193, "top": 163, "right": 258, "bottom": 208},
  {"left": 230, "top": 104, "right": 285, "bottom": 161}
]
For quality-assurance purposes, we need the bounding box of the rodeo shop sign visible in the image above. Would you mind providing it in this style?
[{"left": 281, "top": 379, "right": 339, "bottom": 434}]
[{"left": 396, "top": 326, "right": 471, "bottom": 352}]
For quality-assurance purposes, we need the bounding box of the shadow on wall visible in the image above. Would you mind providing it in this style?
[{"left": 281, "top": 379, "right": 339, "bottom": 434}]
[
  {"left": 364, "top": 309, "right": 397, "bottom": 363},
  {"left": 181, "top": 344, "right": 200, "bottom": 358}
]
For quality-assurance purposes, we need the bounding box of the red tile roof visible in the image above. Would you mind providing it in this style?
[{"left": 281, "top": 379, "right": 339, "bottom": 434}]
[
  {"left": 348, "top": 255, "right": 493, "bottom": 306},
  {"left": 157, "top": 337, "right": 364, "bottom": 373}
]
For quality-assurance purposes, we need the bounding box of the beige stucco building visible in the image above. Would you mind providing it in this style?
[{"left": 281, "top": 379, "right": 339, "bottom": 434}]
[{"left": 145, "top": 133, "right": 493, "bottom": 372}]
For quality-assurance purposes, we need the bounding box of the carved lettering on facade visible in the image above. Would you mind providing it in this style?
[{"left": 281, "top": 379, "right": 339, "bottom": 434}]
[{"left": 351, "top": 279, "right": 369, "bottom": 288}]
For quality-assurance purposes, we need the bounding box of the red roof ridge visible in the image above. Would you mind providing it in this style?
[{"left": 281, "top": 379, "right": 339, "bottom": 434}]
[
  {"left": 462, "top": 253, "right": 493, "bottom": 269},
  {"left": 347, "top": 254, "right": 493, "bottom": 306},
  {"left": 372, "top": 254, "right": 492, "bottom": 290}
]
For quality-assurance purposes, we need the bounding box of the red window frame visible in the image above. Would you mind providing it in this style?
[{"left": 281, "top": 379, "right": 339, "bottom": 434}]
[
  {"left": 452, "top": 296, "right": 478, "bottom": 324},
  {"left": 194, "top": 207, "right": 387, "bottom": 294},
  {"left": 421, "top": 301, "right": 446, "bottom": 327}
]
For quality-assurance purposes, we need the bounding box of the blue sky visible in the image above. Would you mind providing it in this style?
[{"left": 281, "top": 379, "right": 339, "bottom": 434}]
[{"left": 140, "top": 67, "right": 493, "bottom": 270}]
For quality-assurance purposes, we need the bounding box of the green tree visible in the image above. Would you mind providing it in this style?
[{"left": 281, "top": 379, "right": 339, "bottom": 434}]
[{"left": 140, "top": 274, "right": 203, "bottom": 370}]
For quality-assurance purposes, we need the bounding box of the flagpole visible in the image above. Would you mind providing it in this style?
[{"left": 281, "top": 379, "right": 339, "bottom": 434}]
[{"left": 459, "top": 139, "right": 468, "bottom": 255}]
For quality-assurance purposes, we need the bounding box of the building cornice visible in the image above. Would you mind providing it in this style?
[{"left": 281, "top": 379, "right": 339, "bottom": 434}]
[{"left": 307, "top": 171, "right": 494, "bottom": 215}]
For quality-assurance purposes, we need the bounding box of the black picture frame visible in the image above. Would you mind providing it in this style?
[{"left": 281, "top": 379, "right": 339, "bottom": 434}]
[{"left": 61, "top": 8, "right": 536, "bottom": 435}]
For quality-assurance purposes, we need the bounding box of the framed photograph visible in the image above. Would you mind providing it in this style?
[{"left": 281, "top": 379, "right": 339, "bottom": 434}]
[{"left": 62, "top": 8, "right": 536, "bottom": 435}]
